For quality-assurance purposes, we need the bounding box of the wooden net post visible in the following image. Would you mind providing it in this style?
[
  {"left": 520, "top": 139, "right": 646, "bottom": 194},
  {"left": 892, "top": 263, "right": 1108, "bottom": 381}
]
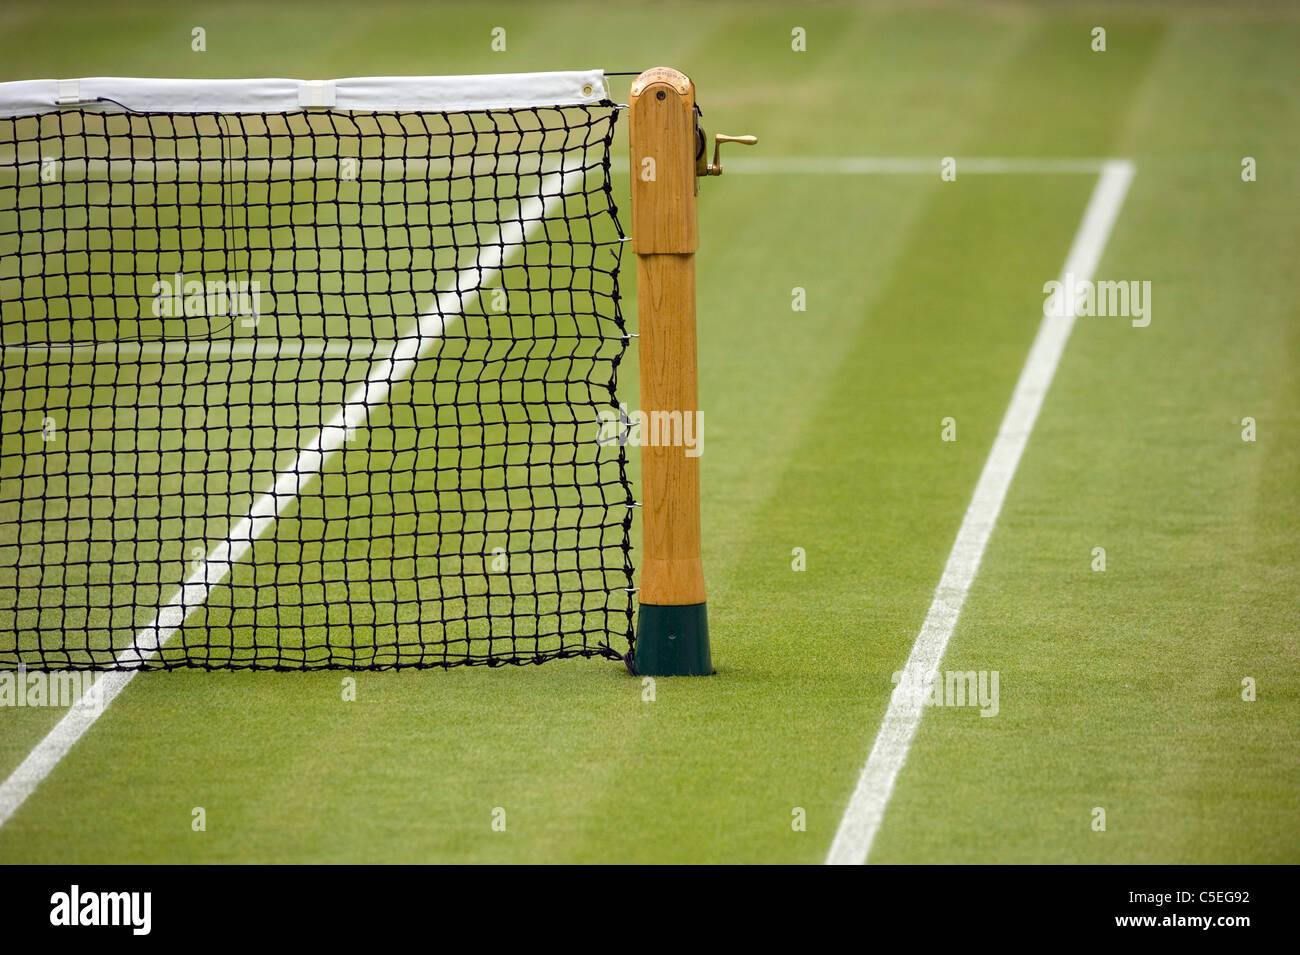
[{"left": 628, "top": 67, "right": 709, "bottom": 675}]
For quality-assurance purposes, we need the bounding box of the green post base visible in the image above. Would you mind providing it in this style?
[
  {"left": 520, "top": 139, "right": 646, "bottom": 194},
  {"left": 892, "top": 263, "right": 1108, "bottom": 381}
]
[{"left": 633, "top": 603, "right": 712, "bottom": 676}]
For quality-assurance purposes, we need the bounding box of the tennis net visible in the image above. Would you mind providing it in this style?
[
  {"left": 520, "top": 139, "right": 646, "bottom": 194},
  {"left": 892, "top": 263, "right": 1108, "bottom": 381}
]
[{"left": 0, "top": 72, "right": 635, "bottom": 669}]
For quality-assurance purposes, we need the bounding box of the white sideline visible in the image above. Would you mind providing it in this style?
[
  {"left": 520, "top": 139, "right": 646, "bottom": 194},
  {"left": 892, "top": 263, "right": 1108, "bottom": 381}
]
[
  {"left": 0, "top": 164, "right": 588, "bottom": 830},
  {"left": 2, "top": 339, "right": 395, "bottom": 360},
  {"left": 0, "top": 156, "right": 572, "bottom": 180},
  {"left": 725, "top": 157, "right": 1113, "bottom": 175},
  {"left": 825, "top": 160, "right": 1135, "bottom": 865}
]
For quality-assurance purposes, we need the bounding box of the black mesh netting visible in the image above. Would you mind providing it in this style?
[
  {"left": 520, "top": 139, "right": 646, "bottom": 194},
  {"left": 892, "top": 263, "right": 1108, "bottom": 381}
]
[{"left": 0, "top": 102, "right": 634, "bottom": 669}]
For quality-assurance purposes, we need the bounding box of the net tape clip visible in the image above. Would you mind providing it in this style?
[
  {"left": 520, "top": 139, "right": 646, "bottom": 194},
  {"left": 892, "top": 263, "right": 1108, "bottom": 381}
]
[
  {"left": 55, "top": 79, "right": 83, "bottom": 106},
  {"left": 298, "top": 80, "right": 337, "bottom": 109}
]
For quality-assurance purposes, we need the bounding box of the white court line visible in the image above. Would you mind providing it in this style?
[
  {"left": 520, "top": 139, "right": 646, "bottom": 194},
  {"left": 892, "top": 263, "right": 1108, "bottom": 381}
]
[
  {"left": 0, "top": 155, "right": 553, "bottom": 181},
  {"left": 825, "top": 159, "right": 1136, "bottom": 865},
  {"left": 724, "top": 157, "right": 1114, "bottom": 175},
  {"left": 609, "top": 157, "right": 1115, "bottom": 177},
  {"left": 0, "top": 163, "right": 588, "bottom": 830},
  {"left": 1, "top": 339, "right": 395, "bottom": 361},
  {"left": 2, "top": 155, "right": 1116, "bottom": 181}
]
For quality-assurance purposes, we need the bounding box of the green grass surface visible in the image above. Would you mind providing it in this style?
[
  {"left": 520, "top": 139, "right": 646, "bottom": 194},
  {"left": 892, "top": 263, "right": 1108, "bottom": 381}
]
[{"left": 0, "top": 0, "right": 1297, "bottom": 863}]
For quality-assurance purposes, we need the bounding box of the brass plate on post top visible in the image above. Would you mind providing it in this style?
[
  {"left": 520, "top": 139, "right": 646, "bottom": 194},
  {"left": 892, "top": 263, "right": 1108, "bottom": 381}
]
[{"left": 630, "top": 67, "right": 692, "bottom": 97}]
